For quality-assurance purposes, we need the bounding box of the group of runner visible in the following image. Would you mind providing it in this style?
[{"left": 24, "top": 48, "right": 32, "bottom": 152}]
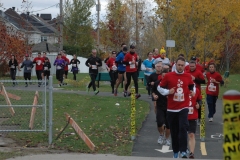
[
  {"left": 97, "top": 44, "right": 224, "bottom": 159},
  {"left": 9, "top": 51, "right": 81, "bottom": 87}
]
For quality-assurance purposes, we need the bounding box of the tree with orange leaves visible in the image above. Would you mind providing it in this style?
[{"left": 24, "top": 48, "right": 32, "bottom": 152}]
[{"left": 0, "top": 20, "right": 31, "bottom": 76}]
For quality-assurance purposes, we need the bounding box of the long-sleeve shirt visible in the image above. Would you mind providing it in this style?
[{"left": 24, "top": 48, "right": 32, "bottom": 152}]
[
  {"left": 70, "top": 58, "right": 80, "bottom": 71},
  {"left": 9, "top": 59, "right": 18, "bottom": 70},
  {"left": 206, "top": 71, "right": 223, "bottom": 96},
  {"left": 33, "top": 57, "right": 44, "bottom": 71},
  {"left": 43, "top": 62, "right": 51, "bottom": 71},
  {"left": 54, "top": 59, "right": 65, "bottom": 70},
  {"left": 21, "top": 60, "right": 33, "bottom": 73},
  {"left": 115, "top": 52, "right": 126, "bottom": 72},
  {"left": 85, "top": 56, "right": 102, "bottom": 74},
  {"left": 141, "top": 58, "right": 155, "bottom": 76},
  {"left": 123, "top": 52, "right": 138, "bottom": 72}
]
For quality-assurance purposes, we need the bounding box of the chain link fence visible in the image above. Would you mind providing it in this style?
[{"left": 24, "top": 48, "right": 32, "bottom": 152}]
[{"left": 0, "top": 80, "right": 47, "bottom": 132}]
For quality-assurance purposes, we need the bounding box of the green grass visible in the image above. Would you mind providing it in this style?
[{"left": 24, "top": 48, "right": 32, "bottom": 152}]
[{"left": 4, "top": 92, "right": 149, "bottom": 156}]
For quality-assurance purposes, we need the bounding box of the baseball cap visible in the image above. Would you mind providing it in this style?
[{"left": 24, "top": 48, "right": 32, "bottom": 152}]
[
  {"left": 191, "top": 56, "right": 197, "bottom": 61},
  {"left": 25, "top": 54, "right": 29, "bottom": 57},
  {"left": 130, "top": 45, "right": 135, "bottom": 49}
]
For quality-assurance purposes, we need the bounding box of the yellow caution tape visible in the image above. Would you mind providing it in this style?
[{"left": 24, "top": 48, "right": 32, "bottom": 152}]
[
  {"left": 130, "top": 87, "right": 136, "bottom": 140},
  {"left": 200, "top": 86, "right": 206, "bottom": 141}
]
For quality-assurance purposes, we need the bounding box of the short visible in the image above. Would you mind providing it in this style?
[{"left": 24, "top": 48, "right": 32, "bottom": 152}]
[
  {"left": 188, "top": 119, "right": 197, "bottom": 134},
  {"left": 118, "top": 71, "right": 125, "bottom": 74},
  {"left": 43, "top": 71, "right": 50, "bottom": 77},
  {"left": 156, "top": 108, "right": 169, "bottom": 129},
  {"left": 64, "top": 70, "right": 68, "bottom": 75}
]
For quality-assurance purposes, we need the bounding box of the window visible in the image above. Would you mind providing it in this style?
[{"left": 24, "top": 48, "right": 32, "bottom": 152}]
[{"left": 41, "top": 36, "right": 47, "bottom": 42}]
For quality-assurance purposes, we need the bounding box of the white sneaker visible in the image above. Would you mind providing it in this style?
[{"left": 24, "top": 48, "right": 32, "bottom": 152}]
[
  {"left": 157, "top": 135, "right": 165, "bottom": 144},
  {"left": 197, "top": 119, "right": 201, "bottom": 126},
  {"left": 165, "top": 138, "right": 171, "bottom": 146},
  {"left": 209, "top": 118, "right": 213, "bottom": 122}
]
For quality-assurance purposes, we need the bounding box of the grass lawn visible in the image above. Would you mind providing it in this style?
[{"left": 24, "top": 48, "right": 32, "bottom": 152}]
[{"left": 1, "top": 92, "right": 150, "bottom": 159}]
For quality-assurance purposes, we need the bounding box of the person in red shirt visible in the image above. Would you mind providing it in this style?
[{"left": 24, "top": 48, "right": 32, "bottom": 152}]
[
  {"left": 123, "top": 45, "right": 141, "bottom": 99},
  {"left": 157, "top": 57, "right": 194, "bottom": 158},
  {"left": 185, "top": 56, "right": 204, "bottom": 73},
  {"left": 206, "top": 63, "right": 224, "bottom": 122},
  {"left": 33, "top": 52, "right": 44, "bottom": 87},
  {"left": 187, "top": 87, "right": 202, "bottom": 159},
  {"left": 106, "top": 51, "right": 118, "bottom": 94},
  {"left": 186, "top": 60, "right": 205, "bottom": 125},
  {"left": 61, "top": 51, "right": 69, "bottom": 85}
]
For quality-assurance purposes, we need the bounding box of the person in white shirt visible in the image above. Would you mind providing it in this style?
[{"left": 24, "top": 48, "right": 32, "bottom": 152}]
[{"left": 171, "top": 54, "right": 189, "bottom": 72}]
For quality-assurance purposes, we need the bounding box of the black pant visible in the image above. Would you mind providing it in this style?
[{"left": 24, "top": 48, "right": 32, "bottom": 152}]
[
  {"left": 24, "top": 72, "right": 31, "bottom": 84},
  {"left": 207, "top": 94, "right": 218, "bottom": 118},
  {"left": 125, "top": 72, "right": 138, "bottom": 94},
  {"left": 167, "top": 109, "right": 189, "bottom": 153},
  {"left": 56, "top": 69, "right": 64, "bottom": 83},
  {"left": 109, "top": 70, "right": 118, "bottom": 91},
  {"left": 145, "top": 75, "right": 151, "bottom": 95},
  {"left": 10, "top": 69, "right": 16, "bottom": 84},
  {"left": 88, "top": 73, "right": 97, "bottom": 91},
  {"left": 73, "top": 70, "right": 78, "bottom": 80},
  {"left": 36, "top": 70, "right": 42, "bottom": 80},
  {"left": 43, "top": 71, "right": 50, "bottom": 80}
]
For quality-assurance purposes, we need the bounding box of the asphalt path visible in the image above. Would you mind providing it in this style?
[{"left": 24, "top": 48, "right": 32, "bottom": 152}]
[{"left": 4, "top": 83, "right": 222, "bottom": 159}]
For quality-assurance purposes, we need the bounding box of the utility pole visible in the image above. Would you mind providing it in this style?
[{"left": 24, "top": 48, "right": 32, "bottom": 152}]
[
  {"left": 96, "top": 0, "right": 100, "bottom": 53},
  {"left": 59, "top": 0, "right": 63, "bottom": 51},
  {"left": 135, "top": 2, "right": 139, "bottom": 50}
]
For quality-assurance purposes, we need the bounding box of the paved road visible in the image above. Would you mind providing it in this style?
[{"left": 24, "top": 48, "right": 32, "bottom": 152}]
[{"left": 3, "top": 83, "right": 222, "bottom": 159}]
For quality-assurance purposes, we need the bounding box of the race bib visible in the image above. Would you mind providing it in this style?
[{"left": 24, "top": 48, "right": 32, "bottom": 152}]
[
  {"left": 27, "top": 67, "right": 31, "bottom": 70},
  {"left": 147, "top": 68, "right": 153, "bottom": 72},
  {"left": 123, "top": 64, "right": 126, "bottom": 67},
  {"left": 57, "top": 66, "right": 62, "bottom": 69},
  {"left": 37, "top": 60, "right": 41, "bottom": 65},
  {"left": 72, "top": 64, "right": 76, "bottom": 67},
  {"left": 44, "top": 67, "right": 48, "bottom": 70},
  {"left": 130, "top": 63, "right": 135, "bottom": 69},
  {"left": 11, "top": 65, "right": 15, "bottom": 68},
  {"left": 112, "top": 65, "right": 117, "bottom": 71},
  {"left": 92, "top": 65, "right": 97, "bottom": 69},
  {"left": 208, "top": 83, "right": 216, "bottom": 92},
  {"left": 188, "top": 107, "right": 194, "bottom": 114}
]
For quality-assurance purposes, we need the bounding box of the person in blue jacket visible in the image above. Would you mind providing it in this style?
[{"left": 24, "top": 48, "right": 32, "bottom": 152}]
[
  {"left": 113, "top": 46, "right": 128, "bottom": 96},
  {"left": 141, "top": 52, "right": 155, "bottom": 98}
]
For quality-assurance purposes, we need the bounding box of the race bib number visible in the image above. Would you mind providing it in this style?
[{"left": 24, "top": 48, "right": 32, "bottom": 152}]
[
  {"left": 27, "top": 67, "right": 31, "bottom": 70},
  {"left": 112, "top": 65, "right": 117, "bottom": 71},
  {"left": 173, "top": 88, "right": 184, "bottom": 102},
  {"left": 57, "top": 66, "right": 62, "bottom": 69},
  {"left": 72, "top": 64, "right": 76, "bottom": 67},
  {"left": 92, "top": 65, "right": 97, "bottom": 69},
  {"left": 130, "top": 63, "right": 135, "bottom": 69},
  {"left": 208, "top": 83, "right": 216, "bottom": 92},
  {"left": 44, "top": 67, "right": 48, "bottom": 70},
  {"left": 11, "top": 65, "right": 15, "bottom": 68},
  {"left": 188, "top": 107, "right": 194, "bottom": 114}
]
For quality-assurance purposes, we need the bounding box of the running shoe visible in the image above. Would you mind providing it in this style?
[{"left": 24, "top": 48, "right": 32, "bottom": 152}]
[
  {"left": 197, "top": 119, "right": 201, "bottom": 126},
  {"left": 165, "top": 138, "right": 171, "bottom": 146},
  {"left": 58, "top": 84, "right": 61, "bottom": 87},
  {"left": 180, "top": 152, "right": 188, "bottom": 158},
  {"left": 135, "top": 94, "right": 141, "bottom": 99},
  {"left": 123, "top": 91, "right": 127, "bottom": 97},
  {"left": 209, "top": 118, "right": 213, "bottom": 122},
  {"left": 114, "top": 89, "right": 118, "bottom": 96},
  {"left": 173, "top": 152, "right": 179, "bottom": 158},
  {"left": 86, "top": 86, "right": 89, "bottom": 93},
  {"left": 157, "top": 135, "right": 164, "bottom": 144},
  {"left": 189, "top": 152, "right": 194, "bottom": 159},
  {"left": 25, "top": 84, "right": 28, "bottom": 87},
  {"left": 94, "top": 90, "right": 99, "bottom": 95},
  {"left": 148, "top": 95, "right": 152, "bottom": 99}
]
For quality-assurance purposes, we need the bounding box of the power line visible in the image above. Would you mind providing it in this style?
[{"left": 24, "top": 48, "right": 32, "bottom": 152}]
[{"left": 31, "top": 3, "right": 59, "bottom": 13}]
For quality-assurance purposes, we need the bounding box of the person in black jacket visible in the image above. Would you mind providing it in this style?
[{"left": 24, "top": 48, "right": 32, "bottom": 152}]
[
  {"left": 152, "top": 63, "right": 171, "bottom": 146},
  {"left": 70, "top": 54, "right": 80, "bottom": 80},
  {"left": 85, "top": 49, "right": 102, "bottom": 95},
  {"left": 8, "top": 55, "right": 19, "bottom": 87},
  {"left": 43, "top": 57, "right": 51, "bottom": 85}
]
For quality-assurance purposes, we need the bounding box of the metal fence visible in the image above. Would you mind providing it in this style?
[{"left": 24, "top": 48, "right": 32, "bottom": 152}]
[{"left": 0, "top": 79, "right": 47, "bottom": 132}]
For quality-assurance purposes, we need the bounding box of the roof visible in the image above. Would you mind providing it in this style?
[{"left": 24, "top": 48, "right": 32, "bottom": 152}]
[
  {"left": 40, "top": 14, "right": 52, "bottom": 21},
  {"left": 21, "top": 13, "right": 55, "bottom": 34},
  {"left": 32, "top": 41, "right": 59, "bottom": 52},
  {"left": 4, "top": 8, "right": 36, "bottom": 32}
]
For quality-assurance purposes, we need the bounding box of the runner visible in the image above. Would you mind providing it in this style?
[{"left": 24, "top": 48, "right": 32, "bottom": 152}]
[
  {"left": 42, "top": 57, "right": 51, "bottom": 85},
  {"left": 106, "top": 51, "right": 118, "bottom": 94},
  {"left": 8, "top": 55, "right": 20, "bottom": 87},
  {"left": 152, "top": 65, "right": 171, "bottom": 146},
  {"left": 85, "top": 49, "right": 102, "bottom": 95},
  {"left": 152, "top": 48, "right": 160, "bottom": 59},
  {"left": 114, "top": 46, "right": 128, "bottom": 96},
  {"left": 54, "top": 53, "right": 65, "bottom": 87},
  {"left": 187, "top": 86, "right": 202, "bottom": 159},
  {"left": 158, "top": 57, "right": 194, "bottom": 158},
  {"left": 206, "top": 63, "right": 224, "bottom": 122},
  {"left": 20, "top": 54, "right": 34, "bottom": 87},
  {"left": 185, "top": 56, "right": 204, "bottom": 73},
  {"left": 70, "top": 54, "right": 80, "bottom": 80},
  {"left": 171, "top": 54, "right": 189, "bottom": 72},
  {"left": 153, "top": 47, "right": 170, "bottom": 67},
  {"left": 141, "top": 52, "right": 155, "bottom": 98},
  {"left": 61, "top": 51, "right": 70, "bottom": 85},
  {"left": 33, "top": 52, "right": 44, "bottom": 87},
  {"left": 123, "top": 45, "right": 141, "bottom": 99},
  {"left": 41, "top": 52, "right": 48, "bottom": 81},
  {"left": 185, "top": 60, "right": 205, "bottom": 125}
]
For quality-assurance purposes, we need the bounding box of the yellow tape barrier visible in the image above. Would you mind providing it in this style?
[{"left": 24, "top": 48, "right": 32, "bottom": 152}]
[
  {"left": 200, "top": 86, "right": 206, "bottom": 141},
  {"left": 130, "top": 87, "right": 136, "bottom": 140}
]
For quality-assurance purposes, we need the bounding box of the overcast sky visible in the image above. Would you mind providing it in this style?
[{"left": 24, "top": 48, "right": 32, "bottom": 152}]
[{"left": 0, "top": 0, "right": 108, "bottom": 20}]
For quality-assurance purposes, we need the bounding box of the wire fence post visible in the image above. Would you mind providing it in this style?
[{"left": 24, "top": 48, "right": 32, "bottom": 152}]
[{"left": 48, "top": 76, "right": 53, "bottom": 145}]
